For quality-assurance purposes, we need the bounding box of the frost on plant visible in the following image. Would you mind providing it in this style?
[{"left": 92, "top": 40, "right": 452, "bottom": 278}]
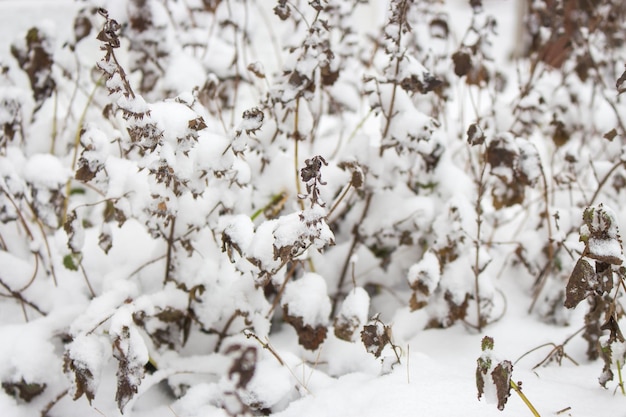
[
  {"left": 2, "top": 0, "right": 626, "bottom": 414},
  {"left": 476, "top": 336, "right": 512, "bottom": 411}
]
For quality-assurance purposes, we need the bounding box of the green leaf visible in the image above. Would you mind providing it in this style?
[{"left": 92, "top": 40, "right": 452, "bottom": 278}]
[{"left": 63, "top": 253, "right": 80, "bottom": 271}]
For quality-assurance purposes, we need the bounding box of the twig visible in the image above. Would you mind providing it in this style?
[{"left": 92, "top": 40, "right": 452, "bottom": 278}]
[
  {"left": 331, "top": 192, "right": 373, "bottom": 316},
  {"left": 40, "top": 389, "right": 68, "bottom": 417}
]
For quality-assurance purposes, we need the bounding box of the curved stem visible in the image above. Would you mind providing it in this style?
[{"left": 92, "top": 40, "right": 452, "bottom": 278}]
[
  {"left": 589, "top": 160, "right": 623, "bottom": 207},
  {"left": 510, "top": 380, "right": 541, "bottom": 417}
]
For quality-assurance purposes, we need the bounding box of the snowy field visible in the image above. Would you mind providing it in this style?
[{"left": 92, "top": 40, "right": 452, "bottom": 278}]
[{"left": 1, "top": 0, "right": 625, "bottom": 416}]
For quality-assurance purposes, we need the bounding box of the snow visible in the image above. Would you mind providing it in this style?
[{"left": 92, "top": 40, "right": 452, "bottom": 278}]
[
  {"left": 22, "top": 154, "right": 70, "bottom": 188},
  {"left": 282, "top": 273, "right": 331, "bottom": 327},
  {"left": 1, "top": 0, "right": 626, "bottom": 416}
]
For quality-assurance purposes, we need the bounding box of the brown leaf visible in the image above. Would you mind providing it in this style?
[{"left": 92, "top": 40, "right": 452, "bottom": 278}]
[
  {"left": 98, "top": 229, "right": 113, "bottom": 254},
  {"left": 226, "top": 345, "right": 257, "bottom": 389},
  {"left": 600, "top": 314, "right": 625, "bottom": 344},
  {"left": 361, "top": 321, "right": 391, "bottom": 358},
  {"left": 486, "top": 135, "right": 517, "bottom": 171},
  {"left": 550, "top": 117, "right": 569, "bottom": 147},
  {"left": 452, "top": 50, "right": 472, "bottom": 77},
  {"left": 247, "top": 62, "right": 266, "bottom": 79},
  {"left": 564, "top": 258, "right": 594, "bottom": 309},
  {"left": 466, "top": 123, "right": 485, "bottom": 146},
  {"left": 476, "top": 336, "right": 494, "bottom": 401},
  {"left": 75, "top": 157, "right": 98, "bottom": 182},
  {"left": 321, "top": 64, "right": 340, "bottom": 86},
  {"left": 283, "top": 306, "right": 327, "bottom": 350},
  {"left": 10, "top": 27, "right": 56, "bottom": 108},
  {"left": 581, "top": 205, "right": 624, "bottom": 265},
  {"left": 73, "top": 11, "right": 93, "bottom": 43},
  {"left": 188, "top": 117, "right": 207, "bottom": 131},
  {"left": 112, "top": 326, "right": 146, "bottom": 413},
  {"left": 63, "top": 353, "right": 95, "bottom": 404},
  {"left": 603, "top": 128, "right": 617, "bottom": 141},
  {"left": 491, "top": 361, "right": 513, "bottom": 411},
  {"left": 409, "top": 291, "right": 428, "bottom": 311},
  {"left": 1, "top": 379, "right": 46, "bottom": 402},
  {"left": 616, "top": 66, "right": 626, "bottom": 95},
  {"left": 429, "top": 17, "right": 449, "bottom": 39}
]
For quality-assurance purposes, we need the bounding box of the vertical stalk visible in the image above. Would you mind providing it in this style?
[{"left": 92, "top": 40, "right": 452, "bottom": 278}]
[
  {"left": 164, "top": 217, "right": 176, "bottom": 285},
  {"left": 294, "top": 97, "right": 305, "bottom": 211},
  {"left": 473, "top": 153, "right": 487, "bottom": 331}
]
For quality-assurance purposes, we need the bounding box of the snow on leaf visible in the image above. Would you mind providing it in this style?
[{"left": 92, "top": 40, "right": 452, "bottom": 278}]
[
  {"left": 476, "top": 336, "right": 511, "bottom": 411},
  {"left": 282, "top": 273, "right": 331, "bottom": 350},
  {"left": 64, "top": 209, "right": 84, "bottom": 254},
  {"left": 112, "top": 324, "right": 147, "bottom": 413},
  {"left": 581, "top": 204, "right": 624, "bottom": 265},
  {"left": 466, "top": 123, "right": 485, "bottom": 146},
  {"left": 64, "top": 334, "right": 105, "bottom": 404},
  {"left": 334, "top": 287, "right": 370, "bottom": 342},
  {"left": 282, "top": 272, "right": 331, "bottom": 327},
  {"left": 408, "top": 250, "right": 440, "bottom": 311},
  {"left": 109, "top": 307, "right": 149, "bottom": 413},
  {"left": 361, "top": 318, "right": 392, "bottom": 359}
]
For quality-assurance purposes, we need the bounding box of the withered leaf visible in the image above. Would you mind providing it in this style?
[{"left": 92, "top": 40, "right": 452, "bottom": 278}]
[
  {"left": 98, "top": 229, "right": 113, "bottom": 254},
  {"left": 188, "top": 117, "right": 207, "bottom": 131},
  {"left": 1, "top": 379, "right": 46, "bottom": 402},
  {"left": 409, "top": 291, "right": 428, "bottom": 311},
  {"left": 361, "top": 321, "right": 391, "bottom": 358},
  {"left": 283, "top": 306, "right": 327, "bottom": 350},
  {"left": 75, "top": 157, "right": 98, "bottom": 182},
  {"left": 452, "top": 50, "right": 472, "bottom": 77},
  {"left": 429, "top": 17, "right": 449, "bottom": 39},
  {"left": 64, "top": 352, "right": 95, "bottom": 404},
  {"left": 112, "top": 326, "right": 146, "bottom": 413},
  {"left": 616, "top": 66, "right": 626, "bottom": 95},
  {"left": 603, "top": 128, "right": 617, "bottom": 141},
  {"left": 274, "top": 0, "right": 290, "bottom": 20},
  {"left": 581, "top": 205, "right": 624, "bottom": 265},
  {"left": 247, "top": 62, "right": 266, "bottom": 79},
  {"left": 11, "top": 27, "right": 56, "bottom": 108},
  {"left": 491, "top": 361, "right": 512, "bottom": 411},
  {"left": 226, "top": 345, "right": 257, "bottom": 389},
  {"left": 476, "top": 336, "right": 493, "bottom": 402},
  {"left": 486, "top": 135, "right": 517, "bottom": 170},
  {"left": 466, "top": 123, "right": 485, "bottom": 146},
  {"left": 73, "top": 10, "right": 93, "bottom": 43},
  {"left": 550, "top": 117, "right": 569, "bottom": 147},
  {"left": 599, "top": 341, "right": 616, "bottom": 388},
  {"left": 321, "top": 64, "right": 340, "bottom": 86},
  {"left": 64, "top": 210, "right": 82, "bottom": 254},
  {"left": 400, "top": 73, "right": 442, "bottom": 94},
  {"left": 600, "top": 314, "right": 625, "bottom": 344},
  {"left": 564, "top": 258, "right": 594, "bottom": 309},
  {"left": 469, "top": 0, "right": 483, "bottom": 12},
  {"left": 202, "top": 0, "right": 222, "bottom": 13}
]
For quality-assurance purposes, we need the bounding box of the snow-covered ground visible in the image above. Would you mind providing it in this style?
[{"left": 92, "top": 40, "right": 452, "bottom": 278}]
[{"left": 1, "top": 0, "right": 625, "bottom": 416}]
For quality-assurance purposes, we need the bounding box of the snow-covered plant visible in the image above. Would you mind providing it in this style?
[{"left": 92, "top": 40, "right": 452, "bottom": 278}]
[
  {"left": 476, "top": 336, "right": 540, "bottom": 416},
  {"left": 2, "top": 0, "right": 626, "bottom": 415},
  {"left": 565, "top": 204, "right": 626, "bottom": 390}
]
